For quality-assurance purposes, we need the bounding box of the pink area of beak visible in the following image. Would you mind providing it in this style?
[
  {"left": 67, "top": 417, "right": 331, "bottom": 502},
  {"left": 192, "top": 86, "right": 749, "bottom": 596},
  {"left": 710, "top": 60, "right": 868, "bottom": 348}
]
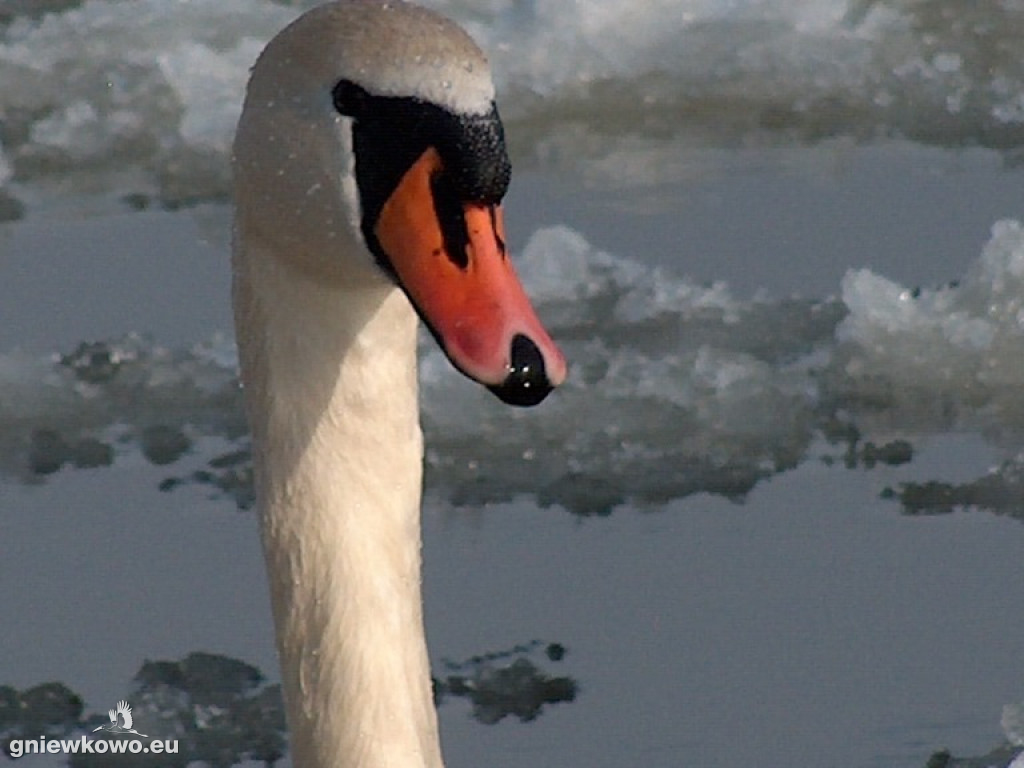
[{"left": 374, "top": 148, "right": 565, "bottom": 404}]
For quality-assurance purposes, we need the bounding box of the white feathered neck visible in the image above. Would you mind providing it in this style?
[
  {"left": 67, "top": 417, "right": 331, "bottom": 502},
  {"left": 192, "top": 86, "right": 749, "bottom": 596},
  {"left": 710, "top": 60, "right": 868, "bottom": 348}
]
[{"left": 231, "top": 2, "right": 499, "bottom": 766}]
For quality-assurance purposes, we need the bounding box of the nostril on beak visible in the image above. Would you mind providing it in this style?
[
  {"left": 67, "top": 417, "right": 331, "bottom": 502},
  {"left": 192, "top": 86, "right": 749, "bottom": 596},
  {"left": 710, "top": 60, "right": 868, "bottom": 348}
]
[{"left": 488, "top": 334, "right": 554, "bottom": 407}]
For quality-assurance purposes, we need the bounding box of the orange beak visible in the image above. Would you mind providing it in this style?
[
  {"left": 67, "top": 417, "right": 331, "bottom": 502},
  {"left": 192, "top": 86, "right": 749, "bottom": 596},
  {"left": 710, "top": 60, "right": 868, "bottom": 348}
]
[{"left": 374, "top": 148, "right": 566, "bottom": 406}]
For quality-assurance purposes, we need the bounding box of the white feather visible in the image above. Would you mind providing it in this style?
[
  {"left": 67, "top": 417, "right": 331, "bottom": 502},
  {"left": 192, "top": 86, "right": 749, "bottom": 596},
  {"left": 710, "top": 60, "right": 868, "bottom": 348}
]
[
  {"left": 232, "top": 3, "right": 496, "bottom": 767},
  {"left": 115, "top": 700, "right": 133, "bottom": 729}
]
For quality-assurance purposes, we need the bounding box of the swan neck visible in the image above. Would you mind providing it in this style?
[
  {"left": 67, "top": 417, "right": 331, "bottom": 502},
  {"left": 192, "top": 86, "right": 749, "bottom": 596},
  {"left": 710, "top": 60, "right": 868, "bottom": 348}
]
[{"left": 234, "top": 246, "right": 441, "bottom": 768}]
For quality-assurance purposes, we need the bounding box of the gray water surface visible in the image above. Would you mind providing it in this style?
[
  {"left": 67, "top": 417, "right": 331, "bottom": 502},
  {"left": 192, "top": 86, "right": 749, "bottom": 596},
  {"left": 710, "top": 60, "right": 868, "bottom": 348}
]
[{"left": 3, "top": 142, "right": 1023, "bottom": 768}]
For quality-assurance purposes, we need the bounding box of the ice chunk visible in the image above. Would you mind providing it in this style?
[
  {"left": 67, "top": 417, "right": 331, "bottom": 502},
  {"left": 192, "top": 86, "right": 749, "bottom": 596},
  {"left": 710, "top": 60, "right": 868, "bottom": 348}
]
[
  {"left": 1005, "top": 702, "right": 1024, "bottom": 747},
  {"left": 518, "top": 225, "right": 739, "bottom": 328},
  {"left": 156, "top": 38, "right": 265, "bottom": 153},
  {"left": 0, "top": 0, "right": 1022, "bottom": 208}
]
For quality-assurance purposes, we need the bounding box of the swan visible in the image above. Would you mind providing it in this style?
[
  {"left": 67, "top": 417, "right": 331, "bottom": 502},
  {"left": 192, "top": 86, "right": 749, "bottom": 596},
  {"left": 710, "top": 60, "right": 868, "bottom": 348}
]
[{"left": 231, "top": 2, "right": 566, "bottom": 766}]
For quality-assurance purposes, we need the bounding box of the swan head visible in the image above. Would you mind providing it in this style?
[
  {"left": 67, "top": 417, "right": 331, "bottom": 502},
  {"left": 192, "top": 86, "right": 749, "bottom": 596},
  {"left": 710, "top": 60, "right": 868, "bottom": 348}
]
[{"left": 233, "top": 0, "right": 565, "bottom": 406}]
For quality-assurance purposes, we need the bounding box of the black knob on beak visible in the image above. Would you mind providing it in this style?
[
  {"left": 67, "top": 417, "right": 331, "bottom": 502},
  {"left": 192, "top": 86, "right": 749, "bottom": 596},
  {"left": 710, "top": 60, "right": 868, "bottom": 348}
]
[{"left": 488, "top": 334, "right": 554, "bottom": 407}]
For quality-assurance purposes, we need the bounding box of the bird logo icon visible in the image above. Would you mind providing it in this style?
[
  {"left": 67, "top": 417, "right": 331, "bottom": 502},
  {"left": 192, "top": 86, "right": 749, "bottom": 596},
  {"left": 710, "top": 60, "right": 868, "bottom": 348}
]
[{"left": 91, "top": 700, "right": 148, "bottom": 737}]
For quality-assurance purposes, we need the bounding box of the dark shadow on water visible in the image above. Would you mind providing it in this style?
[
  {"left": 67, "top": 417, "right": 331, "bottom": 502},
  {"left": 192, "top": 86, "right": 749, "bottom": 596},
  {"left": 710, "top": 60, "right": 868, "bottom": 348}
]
[
  {"left": 883, "top": 455, "right": 1024, "bottom": 522},
  {"left": 925, "top": 744, "right": 1023, "bottom": 768},
  {"left": 1, "top": 653, "right": 284, "bottom": 768},
  {"left": 435, "top": 641, "right": 577, "bottom": 725},
  {"left": 0, "top": 644, "right": 577, "bottom": 766},
  {"left": 6, "top": 331, "right": 1024, "bottom": 521}
]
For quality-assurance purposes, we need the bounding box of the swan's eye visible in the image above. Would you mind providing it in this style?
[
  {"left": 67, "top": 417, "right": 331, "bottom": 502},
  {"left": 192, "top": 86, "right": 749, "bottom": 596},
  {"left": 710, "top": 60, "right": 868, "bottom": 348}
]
[{"left": 332, "top": 79, "right": 371, "bottom": 118}]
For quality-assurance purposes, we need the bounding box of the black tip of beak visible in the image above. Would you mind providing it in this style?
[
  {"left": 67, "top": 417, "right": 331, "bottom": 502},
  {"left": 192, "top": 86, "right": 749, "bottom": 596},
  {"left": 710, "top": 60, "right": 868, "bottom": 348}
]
[{"left": 488, "top": 334, "right": 554, "bottom": 407}]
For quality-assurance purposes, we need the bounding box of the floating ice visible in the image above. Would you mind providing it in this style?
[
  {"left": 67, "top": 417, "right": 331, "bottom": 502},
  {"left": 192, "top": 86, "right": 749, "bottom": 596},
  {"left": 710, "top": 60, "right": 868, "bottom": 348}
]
[
  {"left": 834, "top": 219, "right": 1024, "bottom": 418},
  {"left": 1005, "top": 702, "right": 1024, "bottom": 747},
  {"left": 4, "top": 221, "right": 1024, "bottom": 515},
  {"left": 1, "top": 0, "right": 1023, "bottom": 211},
  {"left": 516, "top": 225, "right": 738, "bottom": 327},
  {"left": 0, "top": 0, "right": 296, "bottom": 207}
]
